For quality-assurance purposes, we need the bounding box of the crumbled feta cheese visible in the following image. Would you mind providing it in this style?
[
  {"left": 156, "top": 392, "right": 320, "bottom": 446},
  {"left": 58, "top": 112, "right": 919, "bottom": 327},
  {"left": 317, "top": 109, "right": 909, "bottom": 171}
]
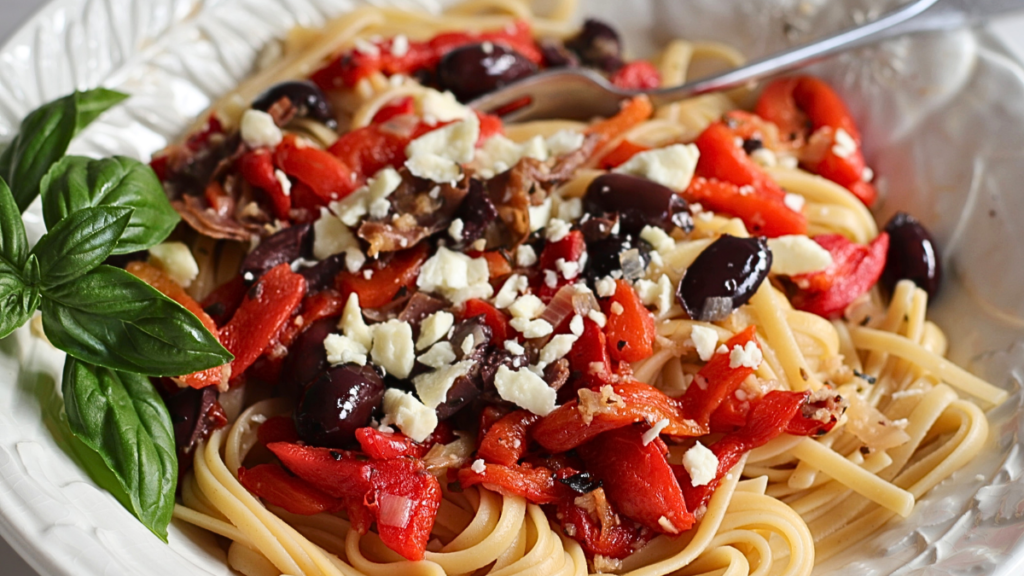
[
  {"left": 417, "top": 246, "right": 493, "bottom": 304},
  {"left": 543, "top": 270, "right": 558, "bottom": 289},
  {"left": 642, "top": 418, "right": 670, "bottom": 446},
  {"left": 539, "top": 334, "right": 578, "bottom": 365},
  {"left": 324, "top": 333, "right": 368, "bottom": 366},
  {"left": 614, "top": 144, "right": 700, "bottom": 190},
  {"left": 508, "top": 294, "right": 545, "bottom": 320},
  {"left": 862, "top": 166, "right": 875, "bottom": 182},
  {"left": 345, "top": 247, "right": 365, "bottom": 273},
  {"left": 569, "top": 315, "right": 584, "bottom": 336},
  {"left": 148, "top": 242, "right": 198, "bottom": 288},
  {"left": 504, "top": 339, "right": 525, "bottom": 355},
  {"left": 471, "top": 458, "right": 486, "bottom": 473},
  {"left": 545, "top": 218, "right": 572, "bottom": 242},
  {"left": 529, "top": 198, "right": 553, "bottom": 232},
  {"left": 767, "top": 235, "right": 833, "bottom": 276},
  {"left": 416, "top": 311, "right": 454, "bottom": 350},
  {"left": 370, "top": 319, "right": 415, "bottom": 379},
  {"left": 383, "top": 389, "right": 437, "bottom": 442},
  {"left": 587, "top": 309, "right": 607, "bottom": 327},
  {"left": 461, "top": 333, "right": 476, "bottom": 355},
  {"left": 610, "top": 302, "right": 625, "bottom": 315},
  {"left": 405, "top": 114, "right": 479, "bottom": 183},
  {"left": 240, "top": 109, "right": 283, "bottom": 149},
  {"left": 448, "top": 218, "right": 464, "bottom": 241},
  {"left": 783, "top": 193, "right": 806, "bottom": 213},
  {"left": 516, "top": 244, "right": 537, "bottom": 267},
  {"left": 832, "top": 128, "right": 857, "bottom": 159},
  {"left": 556, "top": 197, "right": 583, "bottom": 221},
  {"left": 390, "top": 34, "right": 409, "bottom": 57},
  {"left": 690, "top": 325, "right": 719, "bottom": 362},
  {"left": 545, "top": 130, "right": 585, "bottom": 156},
  {"left": 640, "top": 225, "right": 675, "bottom": 253},
  {"left": 509, "top": 317, "right": 553, "bottom": 339},
  {"left": 416, "top": 89, "right": 472, "bottom": 124},
  {"left": 716, "top": 344, "right": 729, "bottom": 355},
  {"left": 595, "top": 277, "right": 617, "bottom": 298},
  {"left": 274, "top": 170, "right": 292, "bottom": 196},
  {"left": 750, "top": 147, "right": 777, "bottom": 168},
  {"left": 493, "top": 274, "right": 525, "bottom": 309},
  {"left": 330, "top": 194, "right": 368, "bottom": 227},
  {"left": 682, "top": 441, "right": 719, "bottom": 487},
  {"left": 729, "top": 341, "right": 763, "bottom": 369},
  {"left": 312, "top": 208, "right": 359, "bottom": 259},
  {"left": 353, "top": 38, "right": 380, "bottom": 56},
  {"left": 414, "top": 360, "right": 474, "bottom": 408},
  {"left": 417, "top": 341, "right": 456, "bottom": 369},
  {"left": 555, "top": 258, "right": 579, "bottom": 280},
  {"left": 653, "top": 274, "right": 674, "bottom": 316},
  {"left": 494, "top": 365, "right": 557, "bottom": 416},
  {"left": 368, "top": 197, "right": 391, "bottom": 219}
]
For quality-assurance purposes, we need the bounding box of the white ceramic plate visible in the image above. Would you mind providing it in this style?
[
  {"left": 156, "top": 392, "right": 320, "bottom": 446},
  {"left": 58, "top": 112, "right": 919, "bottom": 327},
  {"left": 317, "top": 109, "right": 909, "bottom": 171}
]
[{"left": 1, "top": 0, "right": 1023, "bottom": 574}]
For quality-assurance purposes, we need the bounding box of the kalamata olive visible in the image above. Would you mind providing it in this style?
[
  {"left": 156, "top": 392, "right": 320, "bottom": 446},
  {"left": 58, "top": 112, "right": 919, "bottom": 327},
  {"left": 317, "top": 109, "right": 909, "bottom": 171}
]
[
  {"left": 163, "top": 387, "right": 226, "bottom": 456},
  {"left": 881, "top": 212, "right": 942, "bottom": 300},
  {"left": 279, "top": 316, "right": 337, "bottom": 400},
  {"left": 450, "top": 316, "right": 492, "bottom": 362},
  {"left": 434, "top": 375, "right": 482, "bottom": 421},
  {"left": 453, "top": 179, "right": 499, "bottom": 247},
  {"left": 437, "top": 43, "right": 539, "bottom": 102},
  {"left": 677, "top": 235, "right": 772, "bottom": 322},
  {"left": 241, "top": 223, "right": 312, "bottom": 278},
  {"left": 583, "top": 173, "right": 693, "bottom": 235},
  {"left": 294, "top": 364, "right": 385, "bottom": 448},
  {"left": 539, "top": 39, "right": 579, "bottom": 68},
  {"left": 584, "top": 233, "right": 650, "bottom": 284},
  {"left": 299, "top": 253, "right": 345, "bottom": 294},
  {"left": 564, "top": 19, "right": 624, "bottom": 72},
  {"left": 252, "top": 81, "right": 336, "bottom": 127}
]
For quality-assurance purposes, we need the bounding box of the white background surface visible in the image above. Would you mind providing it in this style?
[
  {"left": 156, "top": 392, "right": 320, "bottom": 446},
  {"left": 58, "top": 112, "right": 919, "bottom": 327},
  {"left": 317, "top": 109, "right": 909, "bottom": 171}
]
[{"left": 0, "top": 0, "right": 1023, "bottom": 574}]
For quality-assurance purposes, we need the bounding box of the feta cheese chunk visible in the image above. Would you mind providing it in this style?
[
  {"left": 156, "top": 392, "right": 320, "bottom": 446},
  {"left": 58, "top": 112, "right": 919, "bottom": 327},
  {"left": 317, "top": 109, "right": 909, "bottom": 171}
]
[
  {"left": 508, "top": 294, "right": 545, "bottom": 320},
  {"left": 340, "top": 293, "right": 373, "bottom": 350},
  {"left": 539, "top": 334, "right": 578, "bottom": 365},
  {"left": 509, "top": 317, "right": 553, "bottom": 339},
  {"left": 324, "top": 334, "right": 368, "bottom": 366},
  {"left": 414, "top": 360, "right": 474, "bottom": 408},
  {"left": 642, "top": 418, "right": 670, "bottom": 446},
  {"left": 417, "top": 311, "right": 454, "bottom": 350},
  {"left": 615, "top": 144, "right": 700, "bottom": 190},
  {"left": 417, "top": 341, "right": 456, "bottom": 369},
  {"left": 767, "top": 235, "right": 833, "bottom": 276},
  {"left": 545, "top": 130, "right": 585, "bottom": 156},
  {"left": 545, "top": 218, "right": 572, "bottom": 242},
  {"left": 494, "top": 365, "right": 557, "bottom": 416},
  {"left": 832, "top": 128, "right": 857, "bottom": 159},
  {"left": 690, "top": 325, "right": 719, "bottom": 362},
  {"left": 240, "top": 109, "right": 282, "bottom": 149},
  {"left": 405, "top": 114, "right": 479, "bottom": 183},
  {"left": 383, "top": 389, "right": 437, "bottom": 442},
  {"left": 371, "top": 319, "right": 415, "bottom": 379},
  {"left": 416, "top": 88, "right": 472, "bottom": 124},
  {"left": 528, "top": 198, "right": 553, "bottom": 232},
  {"left": 595, "top": 277, "right": 617, "bottom": 298},
  {"left": 729, "top": 341, "right": 763, "bottom": 369},
  {"left": 417, "top": 246, "right": 493, "bottom": 304},
  {"left": 148, "top": 242, "right": 199, "bottom": 288},
  {"left": 640, "top": 225, "right": 675, "bottom": 253},
  {"left": 471, "top": 458, "right": 486, "bottom": 473},
  {"left": 682, "top": 441, "right": 719, "bottom": 487},
  {"left": 313, "top": 207, "right": 359, "bottom": 259},
  {"left": 516, "top": 245, "right": 537, "bottom": 267}
]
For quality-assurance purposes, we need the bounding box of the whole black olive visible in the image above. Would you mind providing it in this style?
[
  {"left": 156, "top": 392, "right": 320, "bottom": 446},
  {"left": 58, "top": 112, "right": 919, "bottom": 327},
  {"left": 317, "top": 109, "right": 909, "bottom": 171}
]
[
  {"left": 436, "top": 43, "right": 539, "bottom": 102},
  {"left": 164, "top": 387, "right": 225, "bottom": 456},
  {"left": 539, "top": 39, "right": 579, "bottom": 68},
  {"left": 278, "top": 316, "right": 337, "bottom": 400},
  {"left": 564, "top": 19, "right": 624, "bottom": 72},
  {"left": 881, "top": 212, "right": 942, "bottom": 300},
  {"left": 240, "top": 223, "right": 312, "bottom": 279},
  {"left": 294, "top": 364, "right": 385, "bottom": 448},
  {"left": 677, "top": 235, "right": 772, "bottom": 322},
  {"left": 453, "top": 179, "right": 499, "bottom": 247},
  {"left": 252, "top": 81, "right": 336, "bottom": 128},
  {"left": 584, "top": 233, "right": 651, "bottom": 284},
  {"left": 583, "top": 173, "right": 693, "bottom": 235}
]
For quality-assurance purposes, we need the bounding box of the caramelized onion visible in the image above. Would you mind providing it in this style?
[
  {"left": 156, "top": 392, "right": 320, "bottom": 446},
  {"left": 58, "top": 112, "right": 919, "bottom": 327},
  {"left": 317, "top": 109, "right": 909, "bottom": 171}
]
[{"left": 539, "top": 285, "right": 578, "bottom": 328}]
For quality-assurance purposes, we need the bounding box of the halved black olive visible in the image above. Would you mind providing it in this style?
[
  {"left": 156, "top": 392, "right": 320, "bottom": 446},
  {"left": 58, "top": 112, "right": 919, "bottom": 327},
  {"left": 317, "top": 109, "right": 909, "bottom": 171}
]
[
  {"left": 564, "top": 19, "right": 624, "bottom": 72},
  {"left": 294, "top": 364, "right": 385, "bottom": 448},
  {"left": 583, "top": 173, "right": 693, "bottom": 235},
  {"left": 677, "top": 235, "right": 772, "bottom": 321},
  {"left": 240, "top": 223, "right": 312, "bottom": 279},
  {"left": 881, "top": 212, "right": 942, "bottom": 300},
  {"left": 252, "top": 81, "right": 336, "bottom": 128},
  {"left": 436, "top": 43, "right": 539, "bottom": 102}
]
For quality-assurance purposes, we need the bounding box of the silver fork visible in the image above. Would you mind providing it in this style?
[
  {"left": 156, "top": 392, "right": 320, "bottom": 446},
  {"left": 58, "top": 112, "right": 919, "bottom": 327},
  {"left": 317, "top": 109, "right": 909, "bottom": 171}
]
[{"left": 470, "top": 0, "right": 1024, "bottom": 122}]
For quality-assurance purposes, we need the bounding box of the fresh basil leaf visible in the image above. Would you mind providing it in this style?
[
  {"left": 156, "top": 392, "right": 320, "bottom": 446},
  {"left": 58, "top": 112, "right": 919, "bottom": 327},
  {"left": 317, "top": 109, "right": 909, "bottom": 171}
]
[
  {"left": 0, "top": 177, "right": 28, "bottom": 269},
  {"left": 41, "top": 156, "right": 178, "bottom": 253},
  {"left": 0, "top": 270, "right": 40, "bottom": 339},
  {"left": 62, "top": 357, "right": 176, "bottom": 542},
  {"left": 1, "top": 88, "right": 128, "bottom": 213},
  {"left": 31, "top": 206, "right": 132, "bottom": 287},
  {"left": 41, "top": 265, "right": 233, "bottom": 375},
  {"left": 75, "top": 89, "right": 129, "bottom": 133}
]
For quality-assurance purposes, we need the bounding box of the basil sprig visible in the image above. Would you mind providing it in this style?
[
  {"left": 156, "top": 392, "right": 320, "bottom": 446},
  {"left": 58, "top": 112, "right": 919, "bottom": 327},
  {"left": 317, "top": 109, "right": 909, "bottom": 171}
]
[{"left": 0, "top": 89, "right": 234, "bottom": 541}]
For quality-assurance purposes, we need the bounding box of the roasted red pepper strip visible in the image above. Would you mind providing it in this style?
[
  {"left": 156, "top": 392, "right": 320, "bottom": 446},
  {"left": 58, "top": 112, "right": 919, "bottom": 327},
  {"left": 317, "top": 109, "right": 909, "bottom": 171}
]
[
  {"left": 684, "top": 176, "right": 807, "bottom": 238},
  {"left": 598, "top": 139, "right": 650, "bottom": 170},
  {"left": 534, "top": 230, "right": 586, "bottom": 301},
  {"left": 274, "top": 134, "right": 357, "bottom": 203},
  {"left": 587, "top": 96, "right": 653, "bottom": 149},
  {"left": 680, "top": 326, "right": 759, "bottom": 426},
  {"left": 370, "top": 96, "right": 416, "bottom": 124},
  {"left": 478, "top": 410, "right": 540, "bottom": 467},
  {"left": 463, "top": 298, "right": 511, "bottom": 346},
  {"left": 677, "top": 390, "right": 809, "bottom": 510},
  {"left": 756, "top": 76, "right": 876, "bottom": 205},
  {"left": 563, "top": 317, "right": 612, "bottom": 395},
  {"left": 274, "top": 289, "right": 346, "bottom": 350},
  {"left": 533, "top": 381, "right": 704, "bottom": 453},
  {"left": 710, "top": 389, "right": 841, "bottom": 437},
  {"left": 328, "top": 122, "right": 424, "bottom": 185},
  {"left": 219, "top": 264, "right": 306, "bottom": 382},
  {"left": 556, "top": 493, "right": 649, "bottom": 559},
  {"left": 355, "top": 427, "right": 427, "bottom": 460},
  {"left": 257, "top": 416, "right": 300, "bottom": 446},
  {"left": 335, "top": 243, "right": 428, "bottom": 309},
  {"left": 267, "top": 442, "right": 372, "bottom": 499},
  {"left": 579, "top": 426, "right": 694, "bottom": 534},
  {"left": 457, "top": 462, "right": 563, "bottom": 504},
  {"left": 609, "top": 60, "right": 662, "bottom": 90},
  {"left": 367, "top": 458, "right": 442, "bottom": 562},
  {"left": 791, "top": 233, "right": 889, "bottom": 319},
  {"left": 238, "top": 463, "right": 344, "bottom": 516},
  {"left": 602, "top": 279, "right": 656, "bottom": 363},
  {"left": 201, "top": 275, "right": 248, "bottom": 327},
  {"left": 238, "top": 149, "right": 290, "bottom": 220}
]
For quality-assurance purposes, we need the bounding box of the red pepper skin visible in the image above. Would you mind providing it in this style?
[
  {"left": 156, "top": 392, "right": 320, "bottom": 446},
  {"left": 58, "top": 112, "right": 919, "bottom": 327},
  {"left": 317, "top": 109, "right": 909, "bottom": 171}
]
[
  {"left": 756, "top": 76, "right": 876, "bottom": 205},
  {"left": 680, "top": 326, "right": 759, "bottom": 426},
  {"left": 598, "top": 140, "right": 650, "bottom": 170},
  {"left": 458, "top": 462, "right": 563, "bottom": 504},
  {"left": 462, "top": 299, "right": 511, "bottom": 346},
  {"left": 355, "top": 427, "right": 427, "bottom": 459},
  {"left": 579, "top": 426, "right": 694, "bottom": 534},
  {"left": 602, "top": 279, "right": 656, "bottom": 363},
  {"left": 678, "top": 390, "right": 808, "bottom": 510},
  {"left": 556, "top": 496, "right": 649, "bottom": 559},
  {"left": 367, "top": 458, "right": 442, "bottom": 562},
  {"left": 238, "top": 463, "right": 344, "bottom": 516},
  {"left": 257, "top": 416, "right": 300, "bottom": 446},
  {"left": 791, "top": 233, "right": 889, "bottom": 319},
  {"left": 218, "top": 264, "right": 306, "bottom": 382},
  {"left": 335, "top": 243, "right": 428, "bottom": 309},
  {"left": 328, "top": 124, "right": 415, "bottom": 185},
  {"left": 267, "top": 442, "right": 373, "bottom": 499},
  {"left": 684, "top": 176, "right": 807, "bottom": 239},
  {"left": 238, "top": 149, "right": 290, "bottom": 220},
  {"left": 274, "top": 134, "right": 357, "bottom": 203},
  {"left": 563, "top": 318, "right": 612, "bottom": 396},
  {"left": 274, "top": 289, "right": 345, "bottom": 351},
  {"left": 533, "top": 381, "right": 705, "bottom": 453},
  {"left": 370, "top": 96, "right": 416, "bottom": 124},
  {"left": 609, "top": 60, "right": 662, "bottom": 90},
  {"left": 201, "top": 275, "right": 248, "bottom": 327},
  {"left": 478, "top": 410, "right": 540, "bottom": 467},
  {"left": 534, "top": 230, "right": 587, "bottom": 301}
]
